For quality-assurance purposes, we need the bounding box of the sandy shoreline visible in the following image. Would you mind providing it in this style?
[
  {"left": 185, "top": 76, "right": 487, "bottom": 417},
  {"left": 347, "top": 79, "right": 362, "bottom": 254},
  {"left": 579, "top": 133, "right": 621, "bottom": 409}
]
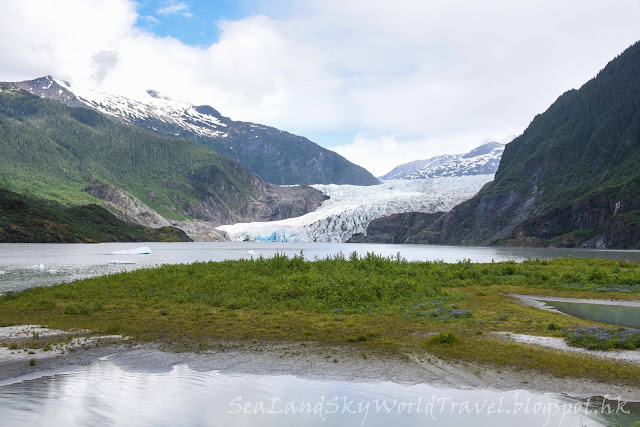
[{"left": 2, "top": 326, "right": 640, "bottom": 401}]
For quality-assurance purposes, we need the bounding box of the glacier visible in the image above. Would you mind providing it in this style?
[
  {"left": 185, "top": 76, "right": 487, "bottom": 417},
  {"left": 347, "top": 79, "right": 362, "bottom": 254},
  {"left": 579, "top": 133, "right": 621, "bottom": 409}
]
[{"left": 216, "top": 175, "right": 493, "bottom": 243}]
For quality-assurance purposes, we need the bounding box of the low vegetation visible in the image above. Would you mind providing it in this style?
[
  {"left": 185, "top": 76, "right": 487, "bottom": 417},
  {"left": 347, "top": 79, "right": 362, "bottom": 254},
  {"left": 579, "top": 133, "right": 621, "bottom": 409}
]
[
  {"left": 563, "top": 326, "right": 640, "bottom": 350},
  {"left": 1, "top": 254, "right": 639, "bottom": 384},
  {"left": 0, "top": 188, "right": 190, "bottom": 242}
]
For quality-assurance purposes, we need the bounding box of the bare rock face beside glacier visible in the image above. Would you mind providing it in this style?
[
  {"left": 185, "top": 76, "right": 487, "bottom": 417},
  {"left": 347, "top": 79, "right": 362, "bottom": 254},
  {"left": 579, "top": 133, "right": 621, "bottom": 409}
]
[
  {"left": 216, "top": 176, "right": 494, "bottom": 243},
  {"left": 347, "top": 212, "right": 445, "bottom": 244},
  {"left": 84, "top": 183, "right": 172, "bottom": 229}
]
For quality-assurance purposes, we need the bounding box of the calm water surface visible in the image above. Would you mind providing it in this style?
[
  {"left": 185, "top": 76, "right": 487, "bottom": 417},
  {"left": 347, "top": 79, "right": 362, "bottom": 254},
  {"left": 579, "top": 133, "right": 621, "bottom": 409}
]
[
  {"left": 543, "top": 300, "right": 640, "bottom": 329},
  {"left": 0, "top": 360, "right": 637, "bottom": 426},
  {"left": 2, "top": 241, "right": 640, "bottom": 292}
]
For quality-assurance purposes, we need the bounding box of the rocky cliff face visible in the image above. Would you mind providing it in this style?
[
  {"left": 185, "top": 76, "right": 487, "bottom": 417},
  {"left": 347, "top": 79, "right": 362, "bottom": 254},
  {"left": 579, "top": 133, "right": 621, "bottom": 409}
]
[
  {"left": 511, "top": 180, "right": 640, "bottom": 248},
  {"left": 171, "top": 221, "right": 229, "bottom": 242},
  {"left": 348, "top": 212, "right": 443, "bottom": 244},
  {"left": 85, "top": 169, "right": 327, "bottom": 239},
  {"left": 183, "top": 161, "right": 327, "bottom": 225},
  {"left": 84, "top": 183, "right": 172, "bottom": 229},
  {"left": 411, "top": 42, "right": 640, "bottom": 249}
]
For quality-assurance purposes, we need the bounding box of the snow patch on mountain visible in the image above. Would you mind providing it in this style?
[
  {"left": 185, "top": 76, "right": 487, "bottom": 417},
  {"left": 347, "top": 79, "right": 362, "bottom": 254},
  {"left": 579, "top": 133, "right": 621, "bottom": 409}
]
[
  {"left": 379, "top": 154, "right": 457, "bottom": 180},
  {"left": 54, "top": 77, "right": 228, "bottom": 138},
  {"left": 216, "top": 175, "right": 493, "bottom": 243},
  {"left": 15, "top": 76, "right": 228, "bottom": 139},
  {"left": 381, "top": 142, "right": 505, "bottom": 180}
]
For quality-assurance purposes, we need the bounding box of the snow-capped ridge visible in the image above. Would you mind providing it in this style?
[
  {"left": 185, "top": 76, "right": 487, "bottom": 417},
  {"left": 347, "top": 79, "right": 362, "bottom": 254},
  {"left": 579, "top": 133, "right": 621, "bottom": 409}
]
[
  {"left": 12, "top": 76, "right": 229, "bottom": 139},
  {"left": 381, "top": 142, "right": 505, "bottom": 180},
  {"left": 462, "top": 141, "right": 504, "bottom": 159}
]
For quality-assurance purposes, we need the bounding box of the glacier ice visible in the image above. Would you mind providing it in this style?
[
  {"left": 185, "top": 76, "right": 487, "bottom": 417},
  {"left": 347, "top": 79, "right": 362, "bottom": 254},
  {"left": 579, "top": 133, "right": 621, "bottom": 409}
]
[
  {"left": 217, "top": 175, "right": 493, "bottom": 243},
  {"left": 111, "top": 246, "right": 151, "bottom": 255}
]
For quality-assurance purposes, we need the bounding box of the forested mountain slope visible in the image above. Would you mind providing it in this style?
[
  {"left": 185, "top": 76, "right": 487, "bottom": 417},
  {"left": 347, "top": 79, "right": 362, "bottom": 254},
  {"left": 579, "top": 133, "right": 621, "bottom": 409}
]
[
  {"left": 419, "top": 41, "right": 640, "bottom": 248},
  {"left": 0, "top": 188, "right": 189, "bottom": 243},
  {"left": 0, "top": 85, "right": 326, "bottom": 227}
]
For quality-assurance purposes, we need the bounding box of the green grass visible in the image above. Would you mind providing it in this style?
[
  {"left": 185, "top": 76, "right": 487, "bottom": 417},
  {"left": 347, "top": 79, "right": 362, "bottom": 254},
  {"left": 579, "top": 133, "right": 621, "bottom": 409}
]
[{"left": 1, "top": 254, "right": 639, "bottom": 384}]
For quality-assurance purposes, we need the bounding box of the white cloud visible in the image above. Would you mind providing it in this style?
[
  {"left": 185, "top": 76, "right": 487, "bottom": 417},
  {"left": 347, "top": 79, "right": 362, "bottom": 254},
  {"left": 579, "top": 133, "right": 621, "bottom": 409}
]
[
  {"left": 0, "top": 0, "right": 638, "bottom": 175},
  {"left": 157, "top": 1, "right": 192, "bottom": 18},
  {"left": 139, "top": 15, "right": 160, "bottom": 24}
]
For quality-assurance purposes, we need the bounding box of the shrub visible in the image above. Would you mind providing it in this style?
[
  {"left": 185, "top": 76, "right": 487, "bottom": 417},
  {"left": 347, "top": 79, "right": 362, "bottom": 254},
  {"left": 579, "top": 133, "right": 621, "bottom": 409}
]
[
  {"left": 430, "top": 332, "right": 460, "bottom": 345},
  {"left": 547, "top": 322, "right": 562, "bottom": 331}
]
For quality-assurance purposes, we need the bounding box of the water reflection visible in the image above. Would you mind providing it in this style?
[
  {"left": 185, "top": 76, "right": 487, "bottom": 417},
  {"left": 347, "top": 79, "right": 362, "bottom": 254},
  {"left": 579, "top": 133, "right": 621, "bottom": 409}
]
[
  {"left": 0, "top": 360, "right": 637, "bottom": 426},
  {"left": 543, "top": 300, "right": 640, "bottom": 329}
]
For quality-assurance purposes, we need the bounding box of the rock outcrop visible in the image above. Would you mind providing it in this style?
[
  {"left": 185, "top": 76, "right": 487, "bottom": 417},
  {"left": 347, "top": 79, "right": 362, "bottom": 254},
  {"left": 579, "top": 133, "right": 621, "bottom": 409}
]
[
  {"left": 84, "top": 183, "right": 172, "bottom": 229},
  {"left": 347, "top": 212, "right": 444, "bottom": 244}
]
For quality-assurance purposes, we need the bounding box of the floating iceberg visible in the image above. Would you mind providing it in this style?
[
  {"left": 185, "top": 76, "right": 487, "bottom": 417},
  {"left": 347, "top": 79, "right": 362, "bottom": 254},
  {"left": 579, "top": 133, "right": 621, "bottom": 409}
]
[
  {"left": 28, "top": 264, "right": 45, "bottom": 270},
  {"left": 111, "top": 246, "right": 151, "bottom": 255},
  {"left": 108, "top": 260, "right": 139, "bottom": 265},
  {"left": 0, "top": 271, "right": 5, "bottom": 275}
]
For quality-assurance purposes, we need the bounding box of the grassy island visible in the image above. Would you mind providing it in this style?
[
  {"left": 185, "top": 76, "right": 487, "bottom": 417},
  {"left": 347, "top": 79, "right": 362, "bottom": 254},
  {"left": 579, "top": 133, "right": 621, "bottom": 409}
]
[{"left": 1, "top": 254, "right": 640, "bottom": 384}]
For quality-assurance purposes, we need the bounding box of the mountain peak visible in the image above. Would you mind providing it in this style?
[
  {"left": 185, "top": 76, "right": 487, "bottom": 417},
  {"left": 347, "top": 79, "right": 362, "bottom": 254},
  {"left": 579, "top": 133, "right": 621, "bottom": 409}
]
[
  {"left": 380, "top": 142, "right": 505, "bottom": 180},
  {"left": 6, "top": 75, "right": 379, "bottom": 186},
  {"left": 146, "top": 89, "right": 162, "bottom": 99},
  {"left": 461, "top": 142, "right": 504, "bottom": 159}
]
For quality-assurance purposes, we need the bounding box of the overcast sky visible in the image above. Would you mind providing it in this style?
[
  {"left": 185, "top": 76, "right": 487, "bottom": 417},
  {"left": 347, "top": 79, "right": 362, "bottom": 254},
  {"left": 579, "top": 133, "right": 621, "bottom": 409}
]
[{"left": 1, "top": 0, "right": 638, "bottom": 176}]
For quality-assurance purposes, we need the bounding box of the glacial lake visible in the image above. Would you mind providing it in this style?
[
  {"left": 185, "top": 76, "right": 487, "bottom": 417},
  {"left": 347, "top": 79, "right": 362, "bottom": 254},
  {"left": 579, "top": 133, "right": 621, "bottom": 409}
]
[
  {"left": 0, "top": 360, "right": 637, "bottom": 426},
  {"left": 2, "top": 241, "right": 640, "bottom": 293},
  {"left": 2, "top": 243, "right": 640, "bottom": 425}
]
